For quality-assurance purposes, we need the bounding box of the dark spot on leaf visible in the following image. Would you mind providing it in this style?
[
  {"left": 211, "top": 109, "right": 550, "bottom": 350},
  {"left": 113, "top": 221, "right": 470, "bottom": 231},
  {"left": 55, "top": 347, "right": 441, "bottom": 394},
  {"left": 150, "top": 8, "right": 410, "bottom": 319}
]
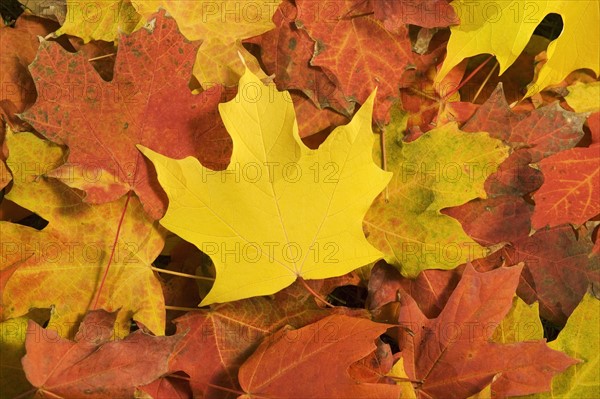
[{"left": 288, "top": 37, "right": 297, "bottom": 51}]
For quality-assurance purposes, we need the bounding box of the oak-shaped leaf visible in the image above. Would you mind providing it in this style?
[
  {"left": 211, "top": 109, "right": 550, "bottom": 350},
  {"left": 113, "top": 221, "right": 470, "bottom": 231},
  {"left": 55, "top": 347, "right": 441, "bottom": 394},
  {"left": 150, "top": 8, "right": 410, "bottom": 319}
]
[
  {"left": 398, "top": 264, "right": 578, "bottom": 399},
  {"left": 238, "top": 314, "right": 401, "bottom": 398},
  {"left": 1, "top": 130, "right": 166, "bottom": 337},
  {"left": 140, "top": 67, "right": 391, "bottom": 305},
  {"left": 22, "top": 310, "right": 181, "bottom": 398},
  {"left": 21, "top": 10, "right": 231, "bottom": 220},
  {"left": 364, "top": 122, "right": 508, "bottom": 277}
]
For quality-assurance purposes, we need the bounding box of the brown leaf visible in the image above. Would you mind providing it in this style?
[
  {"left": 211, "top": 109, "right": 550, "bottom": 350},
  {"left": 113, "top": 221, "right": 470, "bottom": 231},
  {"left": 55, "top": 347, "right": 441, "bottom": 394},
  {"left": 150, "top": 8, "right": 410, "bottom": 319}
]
[{"left": 501, "top": 225, "right": 599, "bottom": 326}]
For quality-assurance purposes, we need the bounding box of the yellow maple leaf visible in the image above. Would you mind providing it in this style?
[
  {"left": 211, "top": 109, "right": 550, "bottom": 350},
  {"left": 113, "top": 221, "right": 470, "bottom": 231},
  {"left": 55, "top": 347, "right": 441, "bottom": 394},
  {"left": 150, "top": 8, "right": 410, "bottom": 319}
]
[
  {"left": 132, "top": 0, "right": 279, "bottom": 87},
  {"left": 435, "top": 1, "right": 600, "bottom": 97},
  {"left": 1, "top": 130, "right": 166, "bottom": 337},
  {"left": 56, "top": 0, "right": 142, "bottom": 42},
  {"left": 139, "top": 67, "right": 391, "bottom": 305}
]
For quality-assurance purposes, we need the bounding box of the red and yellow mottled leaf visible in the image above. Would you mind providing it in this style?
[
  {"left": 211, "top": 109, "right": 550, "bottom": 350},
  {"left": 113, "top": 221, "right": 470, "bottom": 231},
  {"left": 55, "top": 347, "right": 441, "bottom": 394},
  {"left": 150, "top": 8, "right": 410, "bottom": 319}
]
[
  {"left": 1, "top": 130, "right": 166, "bottom": 337},
  {"left": 21, "top": 10, "right": 231, "bottom": 219},
  {"left": 133, "top": 0, "right": 281, "bottom": 87}
]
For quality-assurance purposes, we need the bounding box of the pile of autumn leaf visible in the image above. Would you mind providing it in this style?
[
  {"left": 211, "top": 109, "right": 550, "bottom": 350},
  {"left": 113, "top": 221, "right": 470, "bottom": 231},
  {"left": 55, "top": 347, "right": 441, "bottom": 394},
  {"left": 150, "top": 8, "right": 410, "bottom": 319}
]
[{"left": 0, "top": 0, "right": 599, "bottom": 398}]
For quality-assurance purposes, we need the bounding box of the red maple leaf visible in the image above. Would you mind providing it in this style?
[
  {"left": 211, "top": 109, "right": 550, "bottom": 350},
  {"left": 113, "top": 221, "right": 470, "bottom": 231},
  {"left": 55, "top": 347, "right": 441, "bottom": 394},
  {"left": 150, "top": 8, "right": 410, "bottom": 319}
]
[{"left": 21, "top": 10, "right": 231, "bottom": 219}]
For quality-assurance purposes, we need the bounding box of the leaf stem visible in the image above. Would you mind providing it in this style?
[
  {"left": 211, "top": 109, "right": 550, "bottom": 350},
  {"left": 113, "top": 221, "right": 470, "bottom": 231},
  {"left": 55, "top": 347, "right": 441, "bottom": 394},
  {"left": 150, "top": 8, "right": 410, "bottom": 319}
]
[
  {"left": 297, "top": 277, "right": 335, "bottom": 308},
  {"left": 165, "top": 305, "right": 202, "bottom": 312},
  {"left": 442, "top": 54, "right": 495, "bottom": 100},
  {"left": 150, "top": 266, "right": 215, "bottom": 281},
  {"left": 472, "top": 60, "right": 499, "bottom": 103},
  {"left": 88, "top": 53, "right": 115, "bottom": 62},
  {"left": 91, "top": 191, "right": 132, "bottom": 310}
]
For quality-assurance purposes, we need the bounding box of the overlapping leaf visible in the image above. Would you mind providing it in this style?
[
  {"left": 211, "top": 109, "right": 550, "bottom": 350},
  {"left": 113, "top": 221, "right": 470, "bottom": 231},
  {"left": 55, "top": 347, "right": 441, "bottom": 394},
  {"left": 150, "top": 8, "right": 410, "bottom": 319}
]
[
  {"left": 436, "top": 1, "right": 600, "bottom": 96},
  {"left": 247, "top": 0, "right": 354, "bottom": 118},
  {"left": 295, "top": 0, "right": 415, "bottom": 122},
  {"left": 364, "top": 122, "right": 508, "bottom": 277},
  {"left": 167, "top": 277, "right": 361, "bottom": 398},
  {"left": 141, "top": 67, "right": 390, "bottom": 305},
  {"left": 21, "top": 10, "right": 231, "bottom": 220},
  {"left": 532, "top": 146, "right": 600, "bottom": 228},
  {"left": 501, "top": 225, "right": 599, "bottom": 326},
  {"left": 55, "top": 0, "right": 142, "bottom": 42},
  {"left": 1, "top": 130, "right": 166, "bottom": 337},
  {"left": 0, "top": 14, "right": 57, "bottom": 130},
  {"left": 238, "top": 314, "right": 401, "bottom": 398},
  {"left": 133, "top": 0, "right": 280, "bottom": 87},
  {"left": 398, "top": 264, "right": 578, "bottom": 399},
  {"left": 22, "top": 310, "right": 180, "bottom": 398},
  {"left": 372, "top": 0, "right": 459, "bottom": 29},
  {"left": 526, "top": 293, "right": 600, "bottom": 398}
]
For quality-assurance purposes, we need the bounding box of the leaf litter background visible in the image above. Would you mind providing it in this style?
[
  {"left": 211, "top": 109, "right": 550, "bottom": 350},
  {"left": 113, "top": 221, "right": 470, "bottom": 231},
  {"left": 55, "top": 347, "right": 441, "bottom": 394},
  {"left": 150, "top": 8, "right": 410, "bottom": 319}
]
[{"left": 0, "top": 0, "right": 599, "bottom": 398}]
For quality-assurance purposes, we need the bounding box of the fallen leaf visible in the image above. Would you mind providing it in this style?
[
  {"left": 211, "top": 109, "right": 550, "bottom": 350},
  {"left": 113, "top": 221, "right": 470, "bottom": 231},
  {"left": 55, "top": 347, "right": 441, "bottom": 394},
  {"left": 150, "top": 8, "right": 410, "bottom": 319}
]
[
  {"left": 21, "top": 10, "right": 231, "bottom": 220},
  {"left": 166, "top": 278, "right": 352, "bottom": 398},
  {"left": 372, "top": 0, "right": 459, "bottom": 29},
  {"left": 140, "top": 67, "right": 390, "bottom": 305},
  {"left": 387, "top": 358, "right": 418, "bottom": 399},
  {"left": 443, "top": 196, "right": 533, "bottom": 246},
  {"left": 2, "top": 130, "right": 166, "bottom": 337},
  {"left": 501, "top": 225, "right": 599, "bottom": 326},
  {"left": 133, "top": 0, "right": 280, "bottom": 87},
  {"left": 367, "top": 261, "right": 462, "bottom": 319},
  {"left": 436, "top": 1, "right": 600, "bottom": 97},
  {"left": 565, "top": 81, "right": 600, "bottom": 113},
  {"left": 296, "top": 0, "right": 415, "bottom": 123},
  {"left": 137, "top": 376, "right": 192, "bottom": 399},
  {"left": 398, "top": 263, "right": 578, "bottom": 399},
  {"left": 247, "top": 0, "right": 354, "bottom": 117},
  {"left": 22, "top": 310, "right": 180, "bottom": 398},
  {"left": 364, "top": 122, "right": 508, "bottom": 277},
  {"left": 56, "top": 0, "right": 142, "bottom": 42},
  {"left": 238, "top": 314, "right": 401, "bottom": 398},
  {"left": 531, "top": 146, "right": 600, "bottom": 228},
  {"left": 491, "top": 296, "right": 544, "bottom": 344},
  {"left": 0, "top": 14, "right": 58, "bottom": 130},
  {"left": 524, "top": 293, "right": 600, "bottom": 398}
]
